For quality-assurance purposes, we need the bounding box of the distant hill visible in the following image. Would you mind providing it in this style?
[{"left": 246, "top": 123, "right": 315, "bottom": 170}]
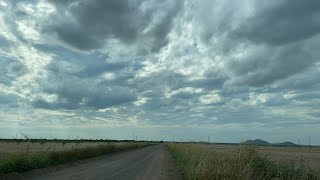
[
  {"left": 274, "top": 142, "right": 298, "bottom": 147},
  {"left": 242, "top": 139, "right": 298, "bottom": 147},
  {"left": 242, "top": 139, "right": 271, "bottom": 146}
]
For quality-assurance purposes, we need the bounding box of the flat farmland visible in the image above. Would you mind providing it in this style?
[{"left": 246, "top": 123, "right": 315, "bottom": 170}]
[
  {"left": 259, "top": 146, "right": 320, "bottom": 169},
  {"left": 168, "top": 143, "right": 320, "bottom": 179},
  {"left": 1, "top": 142, "right": 319, "bottom": 170},
  {"left": 1, "top": 142, "right": 319, "bottom": 179},
  {"left": 205, "top": 144, "right": 320, "bottom": 170},
  {"left": 0, "top": 141, "right": 127, "bottom": 161}
]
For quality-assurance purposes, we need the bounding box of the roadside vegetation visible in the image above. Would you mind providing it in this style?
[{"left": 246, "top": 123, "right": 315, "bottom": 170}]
[
  {"left": 167, "top": 143, "right": 319, "bottom": 180},
  {"left": 0, "top": 142, "right": 153, "bottom": 174}
]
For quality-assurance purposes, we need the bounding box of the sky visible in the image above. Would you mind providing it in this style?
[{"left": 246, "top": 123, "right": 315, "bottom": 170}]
[{"left": 0, "top": 0, "right": 319, "bottom": 144}]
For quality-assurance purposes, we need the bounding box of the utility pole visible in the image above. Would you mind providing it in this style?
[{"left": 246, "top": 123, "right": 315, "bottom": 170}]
[
  {"left": 133, "top": 132, "right": 135, "bottom": 141},
  {"left": 308, "top": 136, "right": 311, "bottom": 146},
  {"left": 208, "top": 136, "right": 210, "bottom": 143}
]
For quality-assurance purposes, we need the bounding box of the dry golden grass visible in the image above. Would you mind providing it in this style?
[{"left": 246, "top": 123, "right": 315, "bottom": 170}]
[
  {"left": 167, "top": 143, "right": 320, "bottom": 180},
  {"left": 205, "top": 144, "right": 320, "bottom": 170},
  {"left": 0, "top": 141, "right": 127, "bottom": 162},
  {"left": 0, "top": 141, "right": 124, "bottom": 153}
]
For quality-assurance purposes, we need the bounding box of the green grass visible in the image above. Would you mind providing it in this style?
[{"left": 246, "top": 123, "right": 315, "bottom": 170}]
[
  {"left": 167, "top": 143, "right": 319, "bottom": 180},
  {"left": 0, "top": 142, "right": 153, "bottom": 174}
]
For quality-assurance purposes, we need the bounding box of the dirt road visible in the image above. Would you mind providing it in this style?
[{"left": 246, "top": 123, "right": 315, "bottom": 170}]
[{"left": 5, "top": 144, "right": 181, "bottom": 180}]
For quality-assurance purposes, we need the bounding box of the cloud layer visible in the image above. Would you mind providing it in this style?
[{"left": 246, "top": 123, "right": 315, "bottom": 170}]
[{"left": 0, "top": 0, "right": 319, "bottom": 144}]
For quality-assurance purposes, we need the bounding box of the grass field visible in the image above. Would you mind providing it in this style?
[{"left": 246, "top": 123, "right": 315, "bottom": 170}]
[
  {"left": 0, "top": 141, "right": 153, "bottom": 174},
  {"left": 167, "top": 143, "right": 320, "bottom": 180},
  {"left": 0, "top": 141, "right": 129, "bottom": 162},
  {"left": 205, "top": 144, "right": 320, "bottom": 170}
]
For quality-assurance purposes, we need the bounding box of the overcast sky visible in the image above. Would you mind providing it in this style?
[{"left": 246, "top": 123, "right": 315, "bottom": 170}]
[{"left": 0, "top": 0, "right": 319, "bottom": 144}]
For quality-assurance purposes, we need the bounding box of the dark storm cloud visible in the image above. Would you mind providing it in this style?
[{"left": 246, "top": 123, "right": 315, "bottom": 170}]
[
  {"left": 34, "top": 75, "right": 138, "bottom": 110},
  {"left": 31, "top": 42, "right": 146, "bottom": 110},
  {"left": 35, "top": 44, "right": 130, "bottom": 77},
  {"left": 188, "top": 0, "right": 320, "bottom": 88},
  {"left": 277, "top": 67, "right": 320, "bottom": 91},
  {"left": 228, "top": 44, "right": 318, "bottom": 87},
  {"left": 222, "top": 0, "right": 320, "bottom": 87},
  {"left": 231, "top": 0, "right": 320, "bottom": 45},
  {"left": 30, "top": 45, "right": 144, "bottom": 110},
  {"left": 47, "top": 58, "right": 128, "bottom": 78},
  {"left": 45, "top": 0, "right": 183, "bottom": 52}
]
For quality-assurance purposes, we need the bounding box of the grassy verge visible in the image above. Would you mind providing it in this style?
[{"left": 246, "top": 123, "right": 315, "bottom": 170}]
[
  {"left": 167, "top": 143, "right": 319, "bottom": 180},
  {"left": 0, "top": 142, "right": 153, "bottom": 174}
]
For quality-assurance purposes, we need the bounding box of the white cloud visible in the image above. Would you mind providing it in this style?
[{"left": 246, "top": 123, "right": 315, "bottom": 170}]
[
  {"left": 199, "top": 92, "right": 222, "bottom": 105},
  {"left": 134, "top": 97, "right": 149, "bottom": 106}
]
